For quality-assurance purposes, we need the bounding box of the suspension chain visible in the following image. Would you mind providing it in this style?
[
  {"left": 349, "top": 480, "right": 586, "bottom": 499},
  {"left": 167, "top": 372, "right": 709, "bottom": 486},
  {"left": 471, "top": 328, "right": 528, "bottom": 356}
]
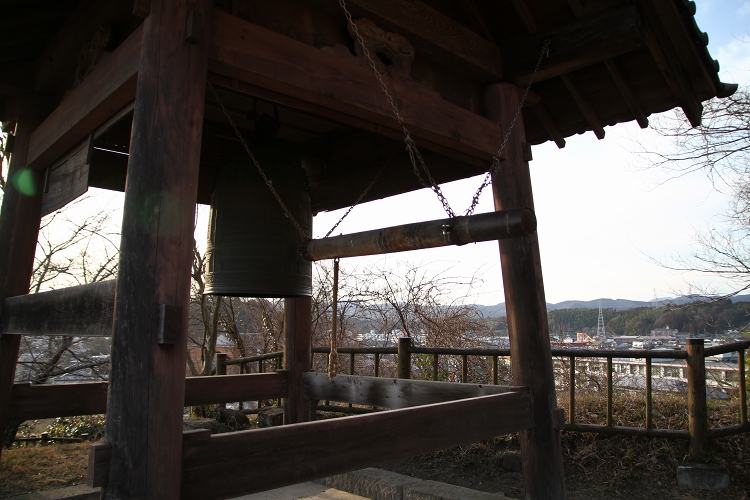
[
  {"left": 338, "top": 0, "right": 549, "bottom": 218},
  {"left": 207, "top": 82, "right": 310, "bottom": 240}
]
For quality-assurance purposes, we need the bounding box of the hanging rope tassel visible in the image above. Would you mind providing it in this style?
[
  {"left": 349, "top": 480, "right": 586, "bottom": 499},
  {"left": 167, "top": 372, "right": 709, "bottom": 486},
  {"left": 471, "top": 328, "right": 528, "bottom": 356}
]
[{"left": 328, "top": 258, "right": 340, "bottom": 380}]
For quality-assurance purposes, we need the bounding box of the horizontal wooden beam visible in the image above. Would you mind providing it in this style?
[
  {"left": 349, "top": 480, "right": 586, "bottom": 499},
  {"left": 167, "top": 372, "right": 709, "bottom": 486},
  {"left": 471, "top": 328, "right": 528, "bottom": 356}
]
[
  {"left": 40, "top": 139, "right": 90, "bottom": 216},
  {"left": 565, "top": 423, "right": 689, "bottom": 439},
  {"left": 8, "top": 372, "right": 289, "bottom": 421},
  {"left": 324, "top": 0, "right": 502, "bottom": 81},
  {"left": 0, "top": 280, "right": 116, "bottom": 337},
  {"left": 209, "top": 11, "right": 503, "bottom": 161},
  {"left": 26, "top": 24, "right": 142, "bottom": 171},
  {"left": 8, "top": 382, "right": 108, "bottom": 421},
  {"left": 303, "top": 372, "right": 523, "bottom": 408},
  {"left": 180, "top": 391, "right": 533, "bottom": 499},
  {"left": 503, "top": 4, "right": 648, "bottom": 85}
]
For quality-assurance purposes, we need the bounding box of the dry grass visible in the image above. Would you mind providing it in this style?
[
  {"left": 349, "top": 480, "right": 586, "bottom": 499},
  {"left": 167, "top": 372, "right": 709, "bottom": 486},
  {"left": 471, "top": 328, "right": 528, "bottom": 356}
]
[{"left": 0, "top": 442, "right": 89, "bottom": 498}]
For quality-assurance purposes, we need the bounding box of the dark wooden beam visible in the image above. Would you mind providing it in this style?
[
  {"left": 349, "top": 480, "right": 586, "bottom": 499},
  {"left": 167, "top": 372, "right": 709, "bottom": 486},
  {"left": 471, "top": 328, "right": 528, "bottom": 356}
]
[
  {"left": 0, "top": 94, "right": 52, "bottom": 461},
  {"left": 185, "top": 372, "right": 289, "bottom": 406},
  {"left": 284, "top": 298, "right": 312, "bottom": 425},
  {"left": 503, "top": 4, "right": 648, "bottom": 85},
  {"left": 510, "top": 0, "right": 538, "bottom": 34},
  {"left": 566, "top": 0, "right": 585, "bottom": 17},
  {"left": 311, "top": 0, "right": 502, "bottom": 81},
  {"left": 604, "top": 59, "right": 649, "bottom": 129},
  {"left": 209, "top": 11, "right": 503, "bottom": 161},
  {"left": 0, "top": 280, "right": 116, "bottom": 337},
  {"left": 531, "top": 103, "right": 566, "bottom": 149},
  {"left": 103, "top": 0, "right": 211, "bottom": 497},
  {"left": 303, "top": 372, "right": 523, "bottom": 408},
  {"left": 560, "top": 73, "right": 605, "bottom": 139},
  {"left": 486, "top": 82, "right": 566, "bottom": 498},
  {"left": 456, "top": 0, "right": 496, "bottom": 44},
  {"left": 26, "top": 23, "right": 142, "bottom": 171},
  {"left": 180, "top": 391, "right": 533, "bottom": 500},
  {"left": 39, "top": 139, "right": 90, "bottom": 216}
]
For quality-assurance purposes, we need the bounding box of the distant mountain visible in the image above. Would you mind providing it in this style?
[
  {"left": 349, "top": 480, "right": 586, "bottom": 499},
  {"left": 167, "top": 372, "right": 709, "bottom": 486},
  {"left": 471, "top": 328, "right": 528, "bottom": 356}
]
[{"left": 473, "top": 295, "right": 747, "bottom": 318}]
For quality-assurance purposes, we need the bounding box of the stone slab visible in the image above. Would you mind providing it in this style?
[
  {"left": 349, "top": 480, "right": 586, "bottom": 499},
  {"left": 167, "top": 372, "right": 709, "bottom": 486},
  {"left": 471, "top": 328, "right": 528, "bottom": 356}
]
[
  {"left": 4, "top": 484, "right": 99, "bottom": 500},
  {"left": 232, "top": 482, "right": 369, "bottom": 499},
  {"left": 676, "top": 464, "right": 730, "bottom": 491}
]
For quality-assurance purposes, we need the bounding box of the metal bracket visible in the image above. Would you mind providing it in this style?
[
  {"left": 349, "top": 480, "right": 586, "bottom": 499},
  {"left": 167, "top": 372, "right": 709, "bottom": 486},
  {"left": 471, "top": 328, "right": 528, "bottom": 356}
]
[
  {"left": 185, "top": 10, "right": 203, "bottom": 44},
  {"left": 552, "top": 407, "right": 566, "bottom": 430},
  {"left": 156, "top": 304, "right": 182, "bottom": 345}
]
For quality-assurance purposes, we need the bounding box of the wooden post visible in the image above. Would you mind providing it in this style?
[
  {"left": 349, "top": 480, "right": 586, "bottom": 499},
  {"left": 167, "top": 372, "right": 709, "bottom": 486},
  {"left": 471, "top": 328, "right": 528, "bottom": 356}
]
[
  {"left": 283, "top": 297, "right": 312, "bottom": 425},
  {"left": 397, "top": 337, "right": 411, "bottom": 379},
  {"left": 492, "top": 355, "right": 499, "bottom": 385},
  {"left": 432, "top": 354, "right": 439, "bottom": 381},
  {"left": 606, "top": 357, "right": 613, "bottom": 427},
  {"left": 569, "top": 356, "right": 575, "bottom": 424},
  {"left": 216, "top": 353, "right": 227, "bottom": 375},
  {"left": 0, "top": 94, "right": 51, "bottom": 459},
  {"left": 102, "top": 1, "right": 211, "bottom": 497},
  {"left": 687, "top": 338, "right": 707, "bottom": 462},
  {"left": 739, "top": 349, "right": 747, "bottom": 425},
  {"left": 646, "top": 358, "right": 653, "bottom": 429},
  {"left": 485, "top": 82, "right": 566, "bottom": 498},
  {"left": 374, "top": 353, "right": 380, "bottom": 377},
  {"left": 462, "top": 354, "right": 468, "bottom": 383}
]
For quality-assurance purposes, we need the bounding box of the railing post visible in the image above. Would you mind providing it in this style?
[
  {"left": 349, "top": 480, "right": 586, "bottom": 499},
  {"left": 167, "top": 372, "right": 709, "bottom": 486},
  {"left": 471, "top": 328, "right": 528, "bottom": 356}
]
[
  {"left": 216, "top": 353, "right": 227, "bottom": 376},
  {"left": 606, "top": 357, "right": 613, "bottom": 427},
  {"left": 569, "top": 356, "right": 575, "bottom": 424},
  {"left": 492, "top": 356, "right": 498, "bottom": 385},
  {"left": 432, "top": 354, "right": 439, "bottom": 381},
  {"left": 739, "top": 349, "right": 747, "bottom": 425},
  {"left": 461, "top": 354, "right": 468, "bottom": 383},
  {"left": 374, "top": 353, "right": 380, "bottom": 377},
  {"left": 687, "top": 338, "right": 707, "bottom": 462},
  {"left": 646, "top": 358, "right": 653, "bottom": 429},
  {"left": 397, "top": 337, "right": 411, "bottom": 379},
  {"left": 349, "top": 353, "right": 355, "bottom": 375}
]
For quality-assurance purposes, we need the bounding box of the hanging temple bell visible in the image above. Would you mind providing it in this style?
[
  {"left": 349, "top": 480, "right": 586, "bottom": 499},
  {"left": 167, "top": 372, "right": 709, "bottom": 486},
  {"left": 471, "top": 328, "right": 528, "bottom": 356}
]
[{"left": 203, "top": 106, "right": 312, "bottom": 298}]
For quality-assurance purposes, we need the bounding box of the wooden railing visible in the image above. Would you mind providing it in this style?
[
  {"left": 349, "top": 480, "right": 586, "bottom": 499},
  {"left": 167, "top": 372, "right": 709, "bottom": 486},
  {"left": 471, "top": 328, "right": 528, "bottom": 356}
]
[{"left": 216, "top": 337, "right": 750, "bottom": 461}]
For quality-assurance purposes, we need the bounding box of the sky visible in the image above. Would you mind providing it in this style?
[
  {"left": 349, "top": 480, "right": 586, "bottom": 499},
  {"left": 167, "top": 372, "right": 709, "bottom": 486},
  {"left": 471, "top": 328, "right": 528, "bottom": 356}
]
[{"left": 10, "top": 1, "right": 749, "bottom": 306}]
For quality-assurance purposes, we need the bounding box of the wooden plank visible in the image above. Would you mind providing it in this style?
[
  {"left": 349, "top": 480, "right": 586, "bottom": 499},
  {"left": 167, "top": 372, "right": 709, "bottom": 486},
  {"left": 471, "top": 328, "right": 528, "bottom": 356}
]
[
  {"left": 326, "top": 0, "right": 503, "bottom": 80},
  {"left": 180, "top": 391, "right": 533, "bottom": 500},
  {"left": 0, "top": 280, "right": 116, "bottom": 337},
  {"left": 565, "top": 423, "right": 689, "bottom": 439},
  {"left": 303, "top": 373, "right": 523, "bottom": 409},
  {"left": 209, "top": 11, "right": 503, "bottom": 161},
  {"left": 510, "top": 0, "right": 538, "bottom": 34},
  {"left": 503, "top": 4, "right": 648, "bottom": 85},
  {"left": 560, "top": 74, "right": 605, "bottom": 139},
  {"left": 486, "top": 82, "right": 566, "bottom": 498},
  {"left": 40, "top": 140, "right": 90, "bottom": 216},
  {"left": 284, "top": 297, "right": 312, "bottom": 424},
  {"left": 0, "top": 94, "right": 52, "bottom": 461},
  {"left": 604, "top": 58, "right": 649, "bottom": 129},
  {"left": 9, "top": 382, "right": 108, "bottom": 421},
  {"left": 531, "top": 103, "right": 566, "bottom": 149},
  {"left": 87, "top": 442, "right": 113, "bottom": 488},
  {"left": 103, "top": 0, "right": 211, "bottom": 497},
  {"left": 26, "top": 23, "right": 142, "bottom": 171},
  {"left": 185, "top": 372, "right": 289, "bottom": 406}
]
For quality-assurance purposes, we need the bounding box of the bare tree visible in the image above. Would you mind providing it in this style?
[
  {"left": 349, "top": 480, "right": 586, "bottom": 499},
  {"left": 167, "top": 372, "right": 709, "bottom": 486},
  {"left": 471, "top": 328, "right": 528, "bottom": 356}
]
[{"left": 641, "top": 87, "right": 750, "bottom": 299}]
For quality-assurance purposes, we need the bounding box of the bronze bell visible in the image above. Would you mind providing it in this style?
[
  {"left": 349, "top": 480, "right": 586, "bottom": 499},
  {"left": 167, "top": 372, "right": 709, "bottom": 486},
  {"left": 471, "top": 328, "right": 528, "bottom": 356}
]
[{"left": 204, "top": 144, "right": 312, "bottom": 297}]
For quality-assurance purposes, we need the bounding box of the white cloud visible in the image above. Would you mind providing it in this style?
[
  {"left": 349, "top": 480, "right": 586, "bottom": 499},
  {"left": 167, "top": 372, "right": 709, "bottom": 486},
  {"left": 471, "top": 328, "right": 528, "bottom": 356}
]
[{"left": 716, "top": 37, "right": 750, "bottom": 85}]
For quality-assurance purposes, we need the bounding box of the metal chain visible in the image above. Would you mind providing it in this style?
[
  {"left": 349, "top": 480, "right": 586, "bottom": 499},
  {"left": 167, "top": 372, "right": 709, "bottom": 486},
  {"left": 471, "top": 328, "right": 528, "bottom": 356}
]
[
  {"left": 464, "top": 39, "right": 550, "bottom": 216},
  {"left": 338, "top": 0, "right": 456, "bottom": 218},
  {"left": 324, "top": 151, "right": 395, "bottom": 238},
  {"left": 207, "top": 82, "right": 309, "bottom": 240}
]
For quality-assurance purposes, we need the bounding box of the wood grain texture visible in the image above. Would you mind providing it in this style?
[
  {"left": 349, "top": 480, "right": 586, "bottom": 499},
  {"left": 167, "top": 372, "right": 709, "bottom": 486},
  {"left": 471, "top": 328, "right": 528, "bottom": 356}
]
[
  {"left": 9, "top": 382, "right": 108, "bottom": 420},
  {"left": 209, "top": 11, "right": 503, "bottom": 160},
  {"left": 303, "top": 372, "right": 523, "bottom": 409},
  {"left": 687, "top": 339, "right": 707, "bottom": 462},
  {"left": 502, "top": 4, "right": 647, "bottom": 85},
  {"left": 486, "top": 82, "right": 566, "bottom": 498},
  {"left": 560, "top": 73, "right": 605, "bottom": 139},
  {"left": 284, "top": 297, "right": 312, "bottom": 425},
  {"left": 0, "top": 95, "right": 51, "bottom": 461},
  {"left": 103, "top": 0, "right": 211, "bottom": 497},
  {"left": 331, "top": 0, "right": 502, "bottom": 80},
  {"left": 87, "top": 442, "right": 113, "bottom": 488},
  {"left": 27, "top": 23, "right": 142, "bottom": 171},
  {"left": 181, "top": 391, "right": 533, "bottom": 500},
  {"left": 186, "top": 372, "right": 289, "bottom": 406},
  {"left": 40, "top": 139, "right": 90, "bottom": 216},
  {"left": 0, "top": 280, "right": 116, "bottom": 337}
]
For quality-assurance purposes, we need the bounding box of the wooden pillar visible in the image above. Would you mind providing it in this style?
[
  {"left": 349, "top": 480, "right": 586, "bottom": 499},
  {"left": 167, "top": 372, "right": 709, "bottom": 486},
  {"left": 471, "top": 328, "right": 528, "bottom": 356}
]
[
  {"left": 397, "top": 337, "right": 411, "bottom": 379},
  {"left": 283, "top": 297, "right": 312, "bottom": 424},
  {"left": 0, "top": 95, "right": 51, "bottom": 457},
  {"left": 485, "top": 82, "right": 566, "bottom": 499},
  {"left": 686, "top": 338, "right": 707, "bottom": 462},
  {"left": 103, "top": 0, "right": 210, "bottom": 497}
]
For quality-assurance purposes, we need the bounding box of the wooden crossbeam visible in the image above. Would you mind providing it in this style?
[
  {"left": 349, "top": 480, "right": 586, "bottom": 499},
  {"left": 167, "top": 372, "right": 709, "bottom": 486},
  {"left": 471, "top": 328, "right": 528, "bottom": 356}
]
[
  {"left": 503, "top": 4, "right": 648, "bottom": 85},
  {"left": 0, "top": 281, "right": 116, "bottom": 337},
  {"left": 7, "top": 372, "right": 289, "bottom": 421},
  {"left": 322, "top": 0, "right": 503, "bottom": 81},
  {"left": 26, "top": 24, "right": 142, "bottom": 171},
  {"left": 510, "top": 0, "right": 538, "bottom": 34},
  {"left": 303, "top": 372, "right": 523, "bottom": 408},
  {"left": 209, "top": 11, "right": 504, "bottom": 161},
  {"left": 604, "top": 59, "right": 649, "bottom": 129},
  {"left": 178, "top": 391, "right": 533, "bottom": 500},
  {"left": 560, "top": 74, "right": 605, "bottom": 139},
  {"left": 531, "top": 103, "right": 566, "bottom": 148}
]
